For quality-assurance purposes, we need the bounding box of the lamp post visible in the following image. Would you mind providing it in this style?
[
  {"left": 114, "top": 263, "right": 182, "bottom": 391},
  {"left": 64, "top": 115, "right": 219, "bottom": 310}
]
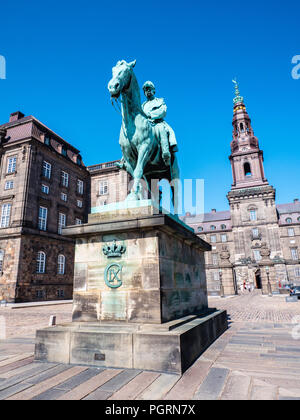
[
  {"left": 266, "top": 266, "right": 272, "bottom": 297},
  {"left": 219, "top": 268, "right": 225, "bottom": 298}
]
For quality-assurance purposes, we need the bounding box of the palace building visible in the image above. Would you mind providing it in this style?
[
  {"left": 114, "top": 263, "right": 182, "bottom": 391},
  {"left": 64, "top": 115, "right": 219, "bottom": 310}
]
[
  {"left": 0, "top": 111, "right": 90, "bottom": 302},
  {"left": 0, "top": 83, "right": 299, "bottom": 302},
  {"left": 182, "top": 84, "right": 300, "bottom": 295}
]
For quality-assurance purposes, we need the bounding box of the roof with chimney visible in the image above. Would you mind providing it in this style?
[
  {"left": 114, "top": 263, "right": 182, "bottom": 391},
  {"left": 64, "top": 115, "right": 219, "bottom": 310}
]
[
  {"left": 182, "top": 210, "right": 231, "bottom": 224},
  {"left": 0, "top": 111, "right": 81, "bottom": 154},
  {"left": 276, "top": 201, "right": 300, "bottom": 214}
]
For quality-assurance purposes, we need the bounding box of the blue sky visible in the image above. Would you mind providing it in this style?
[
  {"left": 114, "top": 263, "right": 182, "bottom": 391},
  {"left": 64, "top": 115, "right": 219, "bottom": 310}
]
[{"left": 0, "top": 0, "right": 299, "bottom": 213}]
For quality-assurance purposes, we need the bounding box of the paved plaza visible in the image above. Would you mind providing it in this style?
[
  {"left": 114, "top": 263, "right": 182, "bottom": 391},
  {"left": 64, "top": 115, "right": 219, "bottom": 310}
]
[{"left": 0, "top": 292, "right": 300, "bottom": 400}]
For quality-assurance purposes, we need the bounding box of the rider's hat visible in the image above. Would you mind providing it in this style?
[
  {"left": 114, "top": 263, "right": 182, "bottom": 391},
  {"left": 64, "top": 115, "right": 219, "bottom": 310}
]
[{"left": 143, "top": 81, "right": 155, "bottom": 91}]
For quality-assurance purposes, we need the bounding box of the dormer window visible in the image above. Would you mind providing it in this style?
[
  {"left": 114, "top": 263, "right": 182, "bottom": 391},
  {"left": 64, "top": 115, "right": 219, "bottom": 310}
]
[
  {"left": 210, "top": 225, "right": 216, "bottom": 231},
  {"left": 44, "top": 136, "right": 50, "bottom": 146},
  {"left": 61, "top": 146, "right": 67, "bottom": 157},
  {"left": 286, "top": 218, "right": 292, "bottom": 224}
]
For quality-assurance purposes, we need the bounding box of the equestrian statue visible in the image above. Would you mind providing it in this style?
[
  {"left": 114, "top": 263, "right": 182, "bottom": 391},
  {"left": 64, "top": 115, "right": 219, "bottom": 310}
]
[{"left": 107, "top": 59, "right": 179, "bottom": 203}]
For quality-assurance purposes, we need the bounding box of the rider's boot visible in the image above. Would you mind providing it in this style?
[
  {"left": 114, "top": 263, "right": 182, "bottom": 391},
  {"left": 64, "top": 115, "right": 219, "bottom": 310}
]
[{"left": 161, "top": 134, "right": 171, "bottom": 166}]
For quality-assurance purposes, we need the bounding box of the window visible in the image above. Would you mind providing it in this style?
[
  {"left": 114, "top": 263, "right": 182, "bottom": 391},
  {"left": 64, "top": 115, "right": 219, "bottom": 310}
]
[
  {"left": 38, "top": 206, "right": 48, "bottom": 231},
  {"left": 75, "top": 218, "right": 82, "bottom": 225},
  {"left": 7, "top": 156, "right": 16, "bottom": 174},
  {"left": 298, "top": 217, "right": 300, "bottom": 223},
  {"left": 198, "top": 226, "right": 203, "bottom": 232},
  {"left": 77, "top": 156, "right": 82, "bottom": 166},
  {"left": 42, "top": 161, "right": 51, "bottom": 179},
  {"left": 240, "top": 122, "right": 244, "bottom": 132},
  {"left": 100, "top": 200, "right": 107, "bottom": 206},
  {"left": 44, "top": 136, "right": 50, "bottom": 146},
  {"left": 0, "top": 204, "right": 11, "bottom": 228},
  {"left": 291, "top": 248, "right": 299, "bottom": 261},
  {"left": 61, "top": 192, "right": 68, "bottom": 202},
  {"left": 76, "top": 200, "right": 83, "bottom": 208},
  {"left": 210, "top": 235, "right": 217, "bottom": 243},
  {"left": 36, "top": 290, "right": 45, "bottom": 299},
  {"left": 221, "top": 234, "right": 227, "bottom": 243},
  {"left": 57, "top": 254, "right": 65, "bottom": 275},
  {"left": 58, "top": 212, "right": 66, "bottom": 234},
  {"left": 244, "top": 162, "right": 252, "bottom": 177},
  {"left": 252, "top": 228, "right": 259, "bottom": 238},
  {"left": 5, "top": 181, "right": 14, "bottom": 190},
  {"left": 99, "top": 180, "right": 108, "bottom": 195},
  {"left": 36, "top": 251, "right": 46, "bottom": 273},
  {"left": 221, "top": 224, "right": 226, "bottom": 230},
  {"left": 61, "top": 171, "right": 69, "bottom": 187},
  {"left": 210, "top": 225, "right": 216, "bottom": 231},
  {"left": 41, "top": 184, "right": 49, "bottom": 194},
  {"left": 77, "top": 179, "right": 84, "bottom": 195},
  {"left": 61, "top": 146, "right": 67, "bottom": 157},
  {"left": 288, "top": 228, "right": 295, "bottom": 237},
  {"left": 213, "top": 271, "right": 220, "bottom": 281},
  {"left": 286, "top": 218, "right": 292, "bottom": 224},
  {"left": 57, "top": 289, "right": 65, "bottom": 298},
  {"left": 295, "top": 268, "right": 300, "bottom": 277},
  {"left": 0, "top": 250, "right": 4, "bottom": 273},
  {"left": 253, "top": 250, "right": 262, "bottom": 261},
  {"left": 250, "top": 209, "right": 257, "bottom": 221},
  {"left": 212, "top": 254, "right": 218, "bottom": 266}
]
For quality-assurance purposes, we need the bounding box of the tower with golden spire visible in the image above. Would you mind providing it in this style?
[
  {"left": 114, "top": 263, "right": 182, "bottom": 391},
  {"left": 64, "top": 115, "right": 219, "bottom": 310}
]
[{"left": 229, "top": 79, "right": 268, "bottom": 189}]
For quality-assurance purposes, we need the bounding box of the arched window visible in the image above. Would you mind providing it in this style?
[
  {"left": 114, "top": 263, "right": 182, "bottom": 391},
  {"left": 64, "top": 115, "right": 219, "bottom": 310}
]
[
  {"left": 0, "top": 250, "right": 4, "bottom": 273},
  {"left": 58, "top": 254, "right": 65, "bottom": 275},
  {"left": 210, "top": 225, "right": 216, "bottom": 231},
  {"left": 249, "top": 209, "right": 257, "bottom": 221},
  {"left": 198, "top": 226, "right": 203, "bottom": 232},
  {"left": 37, "top": 251, "right": 46, "bottom": 274},
  {"left": 221, "top": 224, "right": 226, "bottom": 230},
  {"left": 286, "top": 217, "right": 292, "bottom": 224},
  {"left": 244, "top": 162, "right": 252, "bottom": 177},
  {"left": 240, "top": 122, "right": 244, "bottom": 132}
]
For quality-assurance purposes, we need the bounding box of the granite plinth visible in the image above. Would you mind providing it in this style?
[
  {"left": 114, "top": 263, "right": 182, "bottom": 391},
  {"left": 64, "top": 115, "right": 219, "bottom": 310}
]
[
  {"left": 35, "top": 309, "right": 228, "bottom": 374},
  {"left": 35, "top": 204, "right": 227, "bottom": 373}
]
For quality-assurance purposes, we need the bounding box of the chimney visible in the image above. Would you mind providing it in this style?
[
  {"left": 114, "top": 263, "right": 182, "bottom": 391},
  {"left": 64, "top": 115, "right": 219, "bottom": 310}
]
[
  {"left": 294, "top": 199, "right": 299, "bottom": 203},
  {"left": 211, "top": 209, "right": 216, "bottom": 213},
  {"left": 9, "top": 111, "right": 25, "bottom": 123}
]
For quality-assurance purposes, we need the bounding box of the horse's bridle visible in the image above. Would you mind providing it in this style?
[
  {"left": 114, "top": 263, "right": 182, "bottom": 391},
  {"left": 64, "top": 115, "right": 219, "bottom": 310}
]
[{"left": 111, "top": 72, "right": 133, "bottom": 114}]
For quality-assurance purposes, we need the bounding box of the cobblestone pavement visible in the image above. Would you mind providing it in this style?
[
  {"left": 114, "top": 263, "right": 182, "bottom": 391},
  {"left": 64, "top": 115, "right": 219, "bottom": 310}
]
[
  {"left": 0, "top": 304, "right": 72, "bottom": 339},
  {"left": 0, "top": 293, "right": 300, "bottom": 400},
  {"left": 208, "top": 290, "right": 300, "bottom": 323}
]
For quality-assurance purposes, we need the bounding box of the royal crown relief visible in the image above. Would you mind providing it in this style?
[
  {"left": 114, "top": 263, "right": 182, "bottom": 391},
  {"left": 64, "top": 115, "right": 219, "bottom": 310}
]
[{"left": 102, "top": 240, "right": 126, "bottom": 289}]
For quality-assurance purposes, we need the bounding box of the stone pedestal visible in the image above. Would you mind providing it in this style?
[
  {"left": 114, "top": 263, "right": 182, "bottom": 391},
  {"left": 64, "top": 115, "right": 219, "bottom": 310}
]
[{"left": 35, "top": 204, "right": 228, "bottom": 374}]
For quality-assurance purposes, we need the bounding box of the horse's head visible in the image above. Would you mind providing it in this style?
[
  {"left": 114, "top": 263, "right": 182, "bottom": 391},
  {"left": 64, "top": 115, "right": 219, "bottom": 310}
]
[{"left": 108, "top": 59, "right": 136, "bottom": 98}]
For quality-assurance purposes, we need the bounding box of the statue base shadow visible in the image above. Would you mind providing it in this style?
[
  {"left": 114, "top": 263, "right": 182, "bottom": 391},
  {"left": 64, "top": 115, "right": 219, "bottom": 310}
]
[{"left": 35, "top": 203, "right": 228, "bottom": 374}]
